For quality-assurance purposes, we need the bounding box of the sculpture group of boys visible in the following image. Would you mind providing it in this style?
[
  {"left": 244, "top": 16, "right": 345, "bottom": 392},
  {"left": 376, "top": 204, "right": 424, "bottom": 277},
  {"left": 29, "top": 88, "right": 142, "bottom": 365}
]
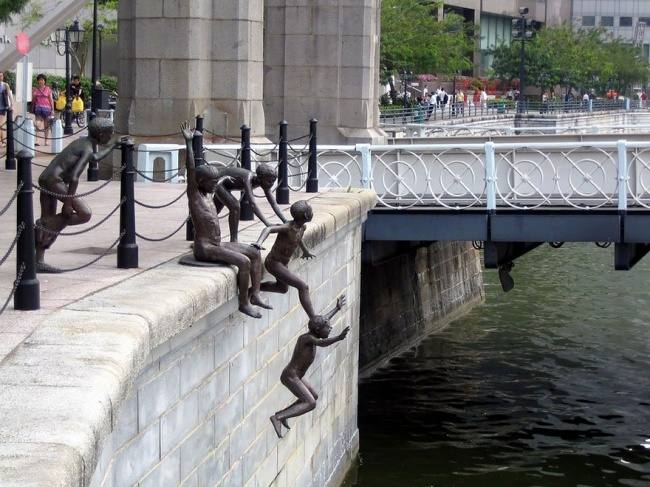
[{"left": 34, "top": 119, "right": 349, "bottom": 440}]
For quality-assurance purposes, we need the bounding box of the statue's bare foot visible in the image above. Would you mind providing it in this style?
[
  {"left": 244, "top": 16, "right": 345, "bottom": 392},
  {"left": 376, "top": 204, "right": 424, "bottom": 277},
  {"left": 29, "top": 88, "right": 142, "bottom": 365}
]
[
  {"left": 270, "top": 415, "right": 283, "bottom": 438},
  {"left": 250, "top": 293, "right": 273, "bottom": 310},
  {"left": 281, "top": 418, "right": 290, "bottom": 429},
  {"left": 239, "top": 303, "right": 262, "bottom": 319}
]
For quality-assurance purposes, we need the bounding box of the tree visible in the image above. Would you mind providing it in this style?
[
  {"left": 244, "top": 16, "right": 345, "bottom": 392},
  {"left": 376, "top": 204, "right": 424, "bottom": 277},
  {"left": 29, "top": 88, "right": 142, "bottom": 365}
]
[
  {"left": 0, "top": 0, "right": 30, "bottom": 23},
  {"left": 380, "top": 0, "right": 473, "bottom": 75},
  {"left": 490, "top": 24, "right": 650, "bottom": 96}
]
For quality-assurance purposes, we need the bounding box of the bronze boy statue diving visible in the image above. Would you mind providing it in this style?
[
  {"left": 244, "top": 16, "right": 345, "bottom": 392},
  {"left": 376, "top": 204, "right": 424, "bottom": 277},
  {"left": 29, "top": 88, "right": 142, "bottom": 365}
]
[
  {"left": 270, "top": 295, "right": 349, "bottom": 438},
  {"left": 196, "top": 158, "right": 287, "bottom": 242},
  {"left": 35, "top": 117, "right": 118, "bottom": 273},
  {"left": 181, "top": 122, "right": 270, "bottom": 319},
  {"left": 252, "top": 200, "right": 317, "bottom": 318}
]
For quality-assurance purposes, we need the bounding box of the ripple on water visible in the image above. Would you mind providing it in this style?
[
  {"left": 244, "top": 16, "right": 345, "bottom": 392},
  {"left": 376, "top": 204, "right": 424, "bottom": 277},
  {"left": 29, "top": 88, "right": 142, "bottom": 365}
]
[{"left": 346, "top": 244, "right": 650, "bottom": 487}]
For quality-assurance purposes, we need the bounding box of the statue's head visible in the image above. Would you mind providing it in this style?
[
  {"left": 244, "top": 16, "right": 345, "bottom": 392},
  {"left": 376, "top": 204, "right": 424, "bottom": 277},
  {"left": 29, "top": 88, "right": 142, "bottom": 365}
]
[
  {"left": 290, "top": 200, "right": 313, "bottom": 224},
  {"left": 88, "top": 118, "right": 114, "bottom": 145},
  {"left": 308, "top": 315, "right": 331, "bottom": 339},
  {"left": 195, "top": 164, "right": 221, "bottom": 194},
  {"left": 255, "top": 163, "right": 277, "bottom": 190}
]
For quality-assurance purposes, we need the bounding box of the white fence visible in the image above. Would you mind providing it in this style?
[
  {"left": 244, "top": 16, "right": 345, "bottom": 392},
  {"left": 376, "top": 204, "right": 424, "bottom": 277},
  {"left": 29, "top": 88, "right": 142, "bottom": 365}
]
[{"left": 137, "top": 140, "right": 650, "bottom": 211}]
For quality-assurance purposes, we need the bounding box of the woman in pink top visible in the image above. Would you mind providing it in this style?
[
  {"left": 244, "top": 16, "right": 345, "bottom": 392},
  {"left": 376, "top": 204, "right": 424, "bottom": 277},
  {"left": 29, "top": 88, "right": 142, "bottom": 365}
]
[{"left": 32, "top": 73, "right": 54, "bottom": 146}]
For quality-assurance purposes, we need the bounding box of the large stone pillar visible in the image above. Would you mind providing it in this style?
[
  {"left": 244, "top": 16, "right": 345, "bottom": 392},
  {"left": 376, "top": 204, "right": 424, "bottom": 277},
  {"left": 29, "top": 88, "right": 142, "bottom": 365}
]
[
  {"left": 264, "top": 0, "right": 385, "bottom": 144},
  {"left": 117, "top": 1, "right": 265, "bottom": 138}
]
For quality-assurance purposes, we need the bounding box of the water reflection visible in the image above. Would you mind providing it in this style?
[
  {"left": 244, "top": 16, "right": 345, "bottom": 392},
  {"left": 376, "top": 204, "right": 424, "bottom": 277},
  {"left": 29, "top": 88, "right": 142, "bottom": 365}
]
[{"left": 347, "top": 244, "right": 650, "bottom": 487}]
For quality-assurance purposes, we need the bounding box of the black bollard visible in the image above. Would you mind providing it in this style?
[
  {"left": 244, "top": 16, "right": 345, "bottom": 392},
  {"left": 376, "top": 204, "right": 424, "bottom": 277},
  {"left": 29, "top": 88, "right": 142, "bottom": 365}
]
[
  {"left": 5, "top": 108, "right": 16, "bottom": 170},
  {"left": 240, "top": 124, "right": 254, "bottom": 221},
  {"left": 118, "top": 139, "right": 138, "bottom": 268},
  {"left": 87, "top": 112, "right": 99, "bottom": 181},
  {"left": 14, "top": 150, "right": 40, "bottom": 310},
  {"left": 306, "top": 119, "right": 319, "bottom": 193},
  {"left": 192, "top": 130, "right": 204, "bottom": 167},
  {"left": 195, "top": 114, "right": 204, "bottom": 134},
  {"left": 276, "top": 120, "right": 289, "bottom": 205}
]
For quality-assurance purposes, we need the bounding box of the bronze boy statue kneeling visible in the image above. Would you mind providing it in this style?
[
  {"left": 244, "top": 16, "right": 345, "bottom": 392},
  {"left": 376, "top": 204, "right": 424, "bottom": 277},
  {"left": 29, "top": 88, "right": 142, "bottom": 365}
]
[
  {"left": 35, "top": 118, "right": 118, "bottom": 273},
  {"left": 270, "top": 295, "right": 349, "bottom": 438}
]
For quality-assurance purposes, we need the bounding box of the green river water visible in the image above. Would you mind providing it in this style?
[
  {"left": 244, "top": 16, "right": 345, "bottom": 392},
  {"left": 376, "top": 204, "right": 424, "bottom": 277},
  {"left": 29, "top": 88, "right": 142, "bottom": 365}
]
[{"left": 345, "top": 243, "right": 650, "bottom": 487}]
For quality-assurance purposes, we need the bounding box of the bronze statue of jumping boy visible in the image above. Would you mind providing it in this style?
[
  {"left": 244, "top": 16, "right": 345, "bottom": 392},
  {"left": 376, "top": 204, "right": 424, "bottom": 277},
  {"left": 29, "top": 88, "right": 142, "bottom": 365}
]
[
  {"left": 252, "top": 200, "right": 317, "bottom": 318},
  {"left": 35, "top": 117, "right": 118, "bottom": 273},
  {"left": 181, "top": 122, "right": 270, "bottom": 319},
  {"left": 270, "top": 295, "right": 349, "bottom": 438}
]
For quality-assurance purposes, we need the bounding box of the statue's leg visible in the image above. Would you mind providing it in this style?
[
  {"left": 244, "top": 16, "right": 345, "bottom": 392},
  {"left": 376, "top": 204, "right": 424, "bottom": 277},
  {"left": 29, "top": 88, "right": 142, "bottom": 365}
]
[
  {"left": 199, "top": 243, "right": 262, "bottom": 319},
  {"left": 266, "top": 260, "right": 315, "bottom": 318},
  {"left": 223, "top": 242, "right": 272, "bottom": 310},
  {"left": 66, "top": 196, "right": 92, "bottom": 226},
  {"left": 275, "top": 376, "right": 317, "bottom": 421},
  {"left": 215, "top": 185, "right": 240, "bottom": 242},
  {"left": 260, "top": 259, "right": 290, "bottom": 293}
]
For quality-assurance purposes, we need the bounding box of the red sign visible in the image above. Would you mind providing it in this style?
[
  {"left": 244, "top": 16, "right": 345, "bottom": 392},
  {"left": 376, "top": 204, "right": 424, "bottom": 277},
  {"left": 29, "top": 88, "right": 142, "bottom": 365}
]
[{"left": 15, "top": 32, "right": 30, "bottom": 56}]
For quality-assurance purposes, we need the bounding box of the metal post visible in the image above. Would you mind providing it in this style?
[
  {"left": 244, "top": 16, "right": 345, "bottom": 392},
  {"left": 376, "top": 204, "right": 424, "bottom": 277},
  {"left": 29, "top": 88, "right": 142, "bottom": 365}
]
[
  {"left": 306, "top": 119, "right": 319, "bottom": 193},
  {"left": 485, "top": 141, "right": 497, "bottom": 211},
  {"left": 240, "top": 124, "right": 254, "bottom": 221},
  {"left": 195, "top": 114, "right": 204, "bottom": 133},
  {"left": 14, "top": 150, "right": 40, "bottom": 310},
  {"left": 192, "top": 130, "right": 204, "bottom": 167},
  {"left": 5, "top": 108, "right": 15, "bottom": 170},
  {"left": 51, "top": 117, "right": 63, "bottom": 154},
  {"left": 87, "top": 116, "right": 99, "bottom": 180},
  {"left": 276, "top": 120, "right": 289, "bottom": 204},
  {"left": 90, "top": 0, "right": 98, "bottom": 112},
  {"left": 618, "top": 139, "right": 628, "bottom": 212},
  {"left": 118, "top": 139, "right": 138, "bottom": 268},
  {"left": 63, "top": 28, "right": 73, "bottom": 135},
  {"left": 358, "top": 144, "right": 372, "bottom": 189}
]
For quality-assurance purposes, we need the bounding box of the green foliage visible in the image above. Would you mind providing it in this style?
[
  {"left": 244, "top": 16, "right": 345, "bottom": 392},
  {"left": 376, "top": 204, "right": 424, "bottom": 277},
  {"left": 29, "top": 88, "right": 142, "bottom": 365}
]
[
  {"left": 0, "top": 0, "right": 29, "bottom": 23},
  {"left": 381, "top": 0, "right": 473, "bottom": 75},
  {"left": 490, "top": 25, "right": 650, "bottom": 95}
]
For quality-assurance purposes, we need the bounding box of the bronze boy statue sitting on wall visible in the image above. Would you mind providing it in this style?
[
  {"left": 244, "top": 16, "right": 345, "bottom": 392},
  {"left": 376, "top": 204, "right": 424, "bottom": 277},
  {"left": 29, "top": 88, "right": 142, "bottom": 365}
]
[
  {"left": 270, "top": 295, "right": 349, "bottom": 438},
  {"left": 252, "top": 200, "right": 317, "bottom": 318},
  {"left": 194, "top": 160, "right": 288, "bottom": 242},
  {"left": 181, "top": 122, "right": 271, "bottom": 318},
  {"left": 35, "top": 118, "right": 118, "bottom": 273}
]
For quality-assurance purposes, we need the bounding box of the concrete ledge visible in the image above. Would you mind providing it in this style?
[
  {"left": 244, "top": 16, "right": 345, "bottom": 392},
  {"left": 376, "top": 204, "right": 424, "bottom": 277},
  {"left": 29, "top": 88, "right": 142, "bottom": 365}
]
[{"left": 0, "top": 189, "right": 377, "bottom": 486}]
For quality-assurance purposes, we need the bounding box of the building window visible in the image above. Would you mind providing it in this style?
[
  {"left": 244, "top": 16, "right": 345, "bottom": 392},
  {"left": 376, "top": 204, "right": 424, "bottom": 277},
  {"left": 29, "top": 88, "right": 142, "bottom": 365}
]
[
  {"left": 582, "top": 16, "right": 596, "bottom": 26},
  {"left": 600, "top": 16, "right": 614, "bottom": 27},
  {"left": 620, "top": 17, "right": 633, "bottom": 27},
  {"left": 639, "top": 17, "right": 650, "bottom": 25}
]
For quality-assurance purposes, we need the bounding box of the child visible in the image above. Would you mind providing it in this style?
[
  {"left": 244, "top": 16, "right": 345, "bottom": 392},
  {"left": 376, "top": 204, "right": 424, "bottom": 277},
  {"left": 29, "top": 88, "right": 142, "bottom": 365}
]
[
  {"left": 252, "top": 200, "right": 316, "bottom": 318},
  {"left": 35, "top": 118, "right": 118, "bottom": 273},
  {"left": 270, "top": 295, "right": 349, "bottom": 438}
]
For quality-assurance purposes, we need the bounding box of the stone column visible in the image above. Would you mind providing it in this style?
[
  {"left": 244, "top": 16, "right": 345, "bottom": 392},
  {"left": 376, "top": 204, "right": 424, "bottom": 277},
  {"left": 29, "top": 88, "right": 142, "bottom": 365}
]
[
  {"left": 264, "top": 0, "right": 385, "bottom": 144},
  {"left": 117, "top": 1, "right": 265, "bottom": 138}
]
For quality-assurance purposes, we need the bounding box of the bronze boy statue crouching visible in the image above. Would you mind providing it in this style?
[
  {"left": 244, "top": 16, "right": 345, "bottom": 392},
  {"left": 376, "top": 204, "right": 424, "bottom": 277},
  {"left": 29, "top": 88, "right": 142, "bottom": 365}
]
[
  {"left": 35, "top": 118, "right": 118, "bottom": 273},
  {"left": 270, "top": 295, "right": 349, "bottom": 438}
]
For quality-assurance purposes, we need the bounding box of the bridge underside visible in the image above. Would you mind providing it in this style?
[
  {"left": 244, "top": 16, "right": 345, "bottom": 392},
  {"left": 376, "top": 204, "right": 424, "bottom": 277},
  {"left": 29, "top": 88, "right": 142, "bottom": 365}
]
[{"left": 364, "top": 208, "right": 650, "bottom": 270}]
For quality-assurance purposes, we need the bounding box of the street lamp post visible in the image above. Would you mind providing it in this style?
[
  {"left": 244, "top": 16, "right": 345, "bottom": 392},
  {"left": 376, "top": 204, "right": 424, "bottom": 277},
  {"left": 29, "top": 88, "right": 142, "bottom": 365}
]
[
  {"left": 54, "top": 20, "right": 84, "bottom": 135},
  {"left": 512, "top": 8, "right": 533, "bottom": 115},
  {"left": 91, "top": 0, "right": 98, "bottom": 113},
  {"left": 400, "top": 69, "right": 412, "bottom": 122},
  {"left": 98, "top": 24, "right": 104, "bottom": 80}
]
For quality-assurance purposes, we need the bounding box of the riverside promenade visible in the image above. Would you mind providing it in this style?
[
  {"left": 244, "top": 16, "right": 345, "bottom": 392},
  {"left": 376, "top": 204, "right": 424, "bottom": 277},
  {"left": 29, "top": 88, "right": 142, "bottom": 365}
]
[{"left": 0, "top": 151, "right": 376, "bottom": 486}]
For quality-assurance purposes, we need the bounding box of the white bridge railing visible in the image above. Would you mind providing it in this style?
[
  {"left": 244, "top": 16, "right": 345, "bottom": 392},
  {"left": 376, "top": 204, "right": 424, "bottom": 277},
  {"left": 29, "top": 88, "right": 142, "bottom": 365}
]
[
  {"left": 138, "top": 140, "right": 650, "bottom": 211},
  {"left": 382, "top": 123, "right": 650, "bottom": 138}
]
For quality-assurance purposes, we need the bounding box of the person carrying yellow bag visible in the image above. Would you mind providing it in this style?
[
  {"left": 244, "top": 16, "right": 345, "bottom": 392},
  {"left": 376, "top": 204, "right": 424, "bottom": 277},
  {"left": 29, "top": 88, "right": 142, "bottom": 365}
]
[{"left": 71, "top": 95, "right": 84, "bottom": 113}]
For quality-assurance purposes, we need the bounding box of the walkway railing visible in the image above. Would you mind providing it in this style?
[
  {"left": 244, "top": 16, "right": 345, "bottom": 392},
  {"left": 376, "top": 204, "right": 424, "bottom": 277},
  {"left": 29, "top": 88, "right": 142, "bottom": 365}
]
[
  {"left": 383, "top": 124, "right": 650, "bottom": 138},
  {"left": 379, "top": 99, "right": 631, "bottom": 125}
]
